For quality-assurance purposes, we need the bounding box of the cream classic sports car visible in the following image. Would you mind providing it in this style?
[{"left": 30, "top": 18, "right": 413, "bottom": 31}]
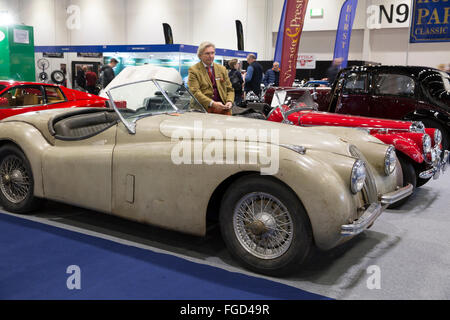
[{"left": 0, "top": 67, "right": 412, "bottom": 276}]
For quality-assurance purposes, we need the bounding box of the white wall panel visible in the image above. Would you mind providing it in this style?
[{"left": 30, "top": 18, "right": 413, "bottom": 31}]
[
  {"left": 370, "top": 28, "right": 450, "bottom": 68},
  {"left": 66, "top": 0, "right": 126, "bottom": 45},
  {"left": 191, "top": 0, "right": 247, "bottom": 50},
  {"left": 126, "top": 0, "right": 192, "bottom": 45}
]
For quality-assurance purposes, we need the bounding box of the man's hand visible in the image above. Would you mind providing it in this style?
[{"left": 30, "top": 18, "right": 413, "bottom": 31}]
[
  {"left": 211, "top": 101, "right": 229, "bottom": 110},
  {"left": 224, "top": 102, "right": 233, "bottom": 110}
]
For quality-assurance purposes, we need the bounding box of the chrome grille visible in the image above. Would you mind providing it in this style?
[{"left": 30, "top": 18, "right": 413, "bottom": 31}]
[{"left": 349, "top": 145, "right": 378, "bottom": 204}]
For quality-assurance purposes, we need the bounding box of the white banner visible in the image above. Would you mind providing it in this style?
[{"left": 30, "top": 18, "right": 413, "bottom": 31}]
[{"left": 296, "top": 55, "right": 316, "bottom": 69}]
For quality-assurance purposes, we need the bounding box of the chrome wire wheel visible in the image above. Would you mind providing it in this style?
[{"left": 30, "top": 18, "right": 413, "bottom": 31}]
[
  {"left": 233, "top": 192, "right": 294, "bottom": 260},
  {"left": 0, "top": 155, "right": 31, "bottom": 204}
]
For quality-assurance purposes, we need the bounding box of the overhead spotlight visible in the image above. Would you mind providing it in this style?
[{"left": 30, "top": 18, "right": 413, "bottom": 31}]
[{"left": 0, "top": 11, "right": 15, "bottom": 26}]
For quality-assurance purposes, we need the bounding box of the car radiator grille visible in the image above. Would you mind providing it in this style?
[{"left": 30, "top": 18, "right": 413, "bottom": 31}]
[{"left": 349, "top": 145, "right": 378, "bottom": 205}]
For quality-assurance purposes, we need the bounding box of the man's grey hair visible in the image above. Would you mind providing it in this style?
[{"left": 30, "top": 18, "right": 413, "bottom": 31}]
[
  {"left": 197, "top": 42, "right": 215, "bottom": 58},
  {"left": 247, "top": 53, "right": 257, "bottom": 60}
]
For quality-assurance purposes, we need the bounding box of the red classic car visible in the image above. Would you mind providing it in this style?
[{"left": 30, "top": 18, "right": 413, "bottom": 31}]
[
  {"left": 260, "top": 90, "right": 449, "bottom": 203},
  {"left": 265, "top": 65, "right": 450, "bottom": 150},
  {"left": 0, "top": 81, "right": 107, "bottom": 119}
]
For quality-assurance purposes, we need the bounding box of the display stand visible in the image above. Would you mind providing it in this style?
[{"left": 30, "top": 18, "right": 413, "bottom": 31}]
[{"left": 0, "top": 24, "right": 35, "bottom": 81}]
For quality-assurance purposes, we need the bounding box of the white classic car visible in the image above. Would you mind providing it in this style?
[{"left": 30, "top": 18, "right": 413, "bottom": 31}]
[{"left": 0, "top": 66, "right": 412, "bottom": 276}]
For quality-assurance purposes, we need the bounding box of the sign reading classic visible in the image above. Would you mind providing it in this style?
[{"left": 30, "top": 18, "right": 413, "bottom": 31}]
[{"left": 410, "top": 0, "right": 450, "bottom": 43}]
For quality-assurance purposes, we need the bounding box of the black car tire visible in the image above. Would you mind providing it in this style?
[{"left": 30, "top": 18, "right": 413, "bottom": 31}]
[
  {"left": 416, "top": 176, "right": 431, "bottom": 188},
  {"left": 0, "top": 145, "right": 42, "bottom": 213},
  {"left": 51, "top": 70, "right": 66, "bottom": 85},
  {"left": 389, "top": 153, "right": 417, "bottom": 209},
  {"left": 219, "top": 175, "right": 313, "bottom": 276}
]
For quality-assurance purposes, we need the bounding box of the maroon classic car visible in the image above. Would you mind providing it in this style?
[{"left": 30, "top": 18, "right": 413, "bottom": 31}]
[
  {"left": 265, "top": 65, "right": 450, "bottom": 150},
  {"left": 257, "top": 89, "right": 448, "bottom": 205}
]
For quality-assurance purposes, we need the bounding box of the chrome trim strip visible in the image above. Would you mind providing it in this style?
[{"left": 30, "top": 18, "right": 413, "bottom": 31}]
[
  {"left": 380, "top": 184, "right": 414, "bottom": 205},
  {"left": 341, "top": 203, "right": 383, "bottom": 236},
  {"left": 105, "top": 90, "right": 136, "bottom": 134}
]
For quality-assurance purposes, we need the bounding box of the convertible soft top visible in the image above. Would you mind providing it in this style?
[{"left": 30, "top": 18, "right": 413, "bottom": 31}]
[{"left": 99, "top": 65, "right": 183, "bottom": 97}]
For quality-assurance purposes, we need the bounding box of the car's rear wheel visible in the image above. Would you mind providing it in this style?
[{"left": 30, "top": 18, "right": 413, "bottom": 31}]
[
  {"left": 0, "top": 145, "right": 41, "bottom": 213},
  {"left": 219, "top": 175, "right": 313, "bottom": 276},
  {"left": 389, "top": 153, "right": 417, "bottom": 208}
]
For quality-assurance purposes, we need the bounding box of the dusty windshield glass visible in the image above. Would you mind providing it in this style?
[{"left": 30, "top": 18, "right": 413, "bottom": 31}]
[{"left": 106, "top": 79, "right": 206, "bottom": 123}]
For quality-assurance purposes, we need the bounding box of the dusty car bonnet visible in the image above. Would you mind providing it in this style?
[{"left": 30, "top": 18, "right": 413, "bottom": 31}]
[{"left": 157, "top": 112, "right": 362, "bottom": 157}]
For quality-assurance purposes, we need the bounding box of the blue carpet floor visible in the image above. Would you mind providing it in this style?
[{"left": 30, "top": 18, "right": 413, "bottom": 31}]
[{"left": 0, "top": 213, "right": 330, "bottom": 300}]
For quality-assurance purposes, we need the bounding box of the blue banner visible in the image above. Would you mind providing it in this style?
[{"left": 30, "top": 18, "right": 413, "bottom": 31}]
[
  {"left": 410, "top": 0, "right": 450, "bottom": 43},
  {"left": 273, "top": 0, "right": 287, "bottom": 65},
  {"left": 333, "top": 0, "right": 358, "bottom": 68}
]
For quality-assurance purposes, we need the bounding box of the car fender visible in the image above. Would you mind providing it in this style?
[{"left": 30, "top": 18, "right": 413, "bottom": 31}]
[
  {"left": 404, "top": 109, "right": 450, "bottom": 132},
  {"left": 271, "top": 147, "right": 369, "bottom": 250},
  {"left": 372, "top": 133, "right": 424, "bottom": 164},
  {"left": 0, "top": 121, "right": 52, "bottom": 198}
]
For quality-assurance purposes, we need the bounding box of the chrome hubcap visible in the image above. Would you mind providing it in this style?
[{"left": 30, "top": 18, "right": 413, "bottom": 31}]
[
  {"left": 233, "top": 192, "right": 294, "bottom": 260},
  {"left": 0, "top": 156, "right": 30, "bottom": 204}
]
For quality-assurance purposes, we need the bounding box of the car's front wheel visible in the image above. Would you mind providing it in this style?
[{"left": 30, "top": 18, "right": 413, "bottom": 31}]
[
  {"left": 219, "top": 175, "right": 313, "bottom": 276},
  {"left": 0, "top": 144, "right": 41, "bottom": 213}
]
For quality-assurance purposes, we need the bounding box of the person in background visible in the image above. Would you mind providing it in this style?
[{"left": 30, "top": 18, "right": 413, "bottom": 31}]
[
  {"left": 101, "top": 58, "right": 118, "bottom": 89},
  {"left": 228, "top": 59, "right": 244, "bottom": 106},
  {"left": 437, "top": 64, "right": 446, "bottom": 71},
  {"left": 263, "top": 61, "right": 280, "bottom": 87},
  {"left": 188, "top": 41, "right": 234, "bottom": 115},
  {"left": 326, "top": 57, "right": 343, "bottom": 85},
  {"left": 244, "top": 53, "right": 263, "bottom": 97},
  {"left": 75, "top": 65, "right": 87, "bottom": 90},
  {"left": 85, "top": 66, "right": 98, "bottom": 94}
]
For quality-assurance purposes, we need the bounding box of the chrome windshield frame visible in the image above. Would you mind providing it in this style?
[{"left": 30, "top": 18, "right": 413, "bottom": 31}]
[{"left": 268, "top": 88, "right": 318, "bottom": 121}]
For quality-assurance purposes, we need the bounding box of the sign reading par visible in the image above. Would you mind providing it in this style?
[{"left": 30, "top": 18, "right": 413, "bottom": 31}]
[{"left": 410, "top": 0, "right": 450, "bottom": 43}]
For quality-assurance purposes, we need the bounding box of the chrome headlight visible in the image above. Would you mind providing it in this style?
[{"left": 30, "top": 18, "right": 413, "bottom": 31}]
[
  {"left": 422, "top": 134, "right": 432, "bottom": 154},
  {"left": 384, "top": 146, "right": 397, "bottom": 175},
  {"left": 434, "top": 129, "right": 442, "bottom": 146},
  {"left": 351, "top": 160, "right": 366, "bottom": 194}
]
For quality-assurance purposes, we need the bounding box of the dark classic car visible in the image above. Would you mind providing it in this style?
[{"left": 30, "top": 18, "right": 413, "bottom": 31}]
[
  {"left": 255, "top": 89, "right": 447, "bottom": 206},
  {"left": 264, "top": 65, "right": 450, "bottom": 150},
  {"left": 326, "top": 66, "right": 450, "bottom": 150}
]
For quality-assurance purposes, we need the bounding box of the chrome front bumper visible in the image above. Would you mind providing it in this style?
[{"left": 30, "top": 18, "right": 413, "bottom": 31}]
[
  {"left": 419, "top": 150, "right": 449, "bottom": 180},
  {"left": 341, "top": 184, "right": 414, "bottom": 237}
]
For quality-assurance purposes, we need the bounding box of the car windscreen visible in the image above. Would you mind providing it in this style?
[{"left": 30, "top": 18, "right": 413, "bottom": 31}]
[
  {"left": 0, "top": 85, "right": 6, "bottom": 92},
  {"left": 106, "top": 79, "right": 206, "bottom": 127}
]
